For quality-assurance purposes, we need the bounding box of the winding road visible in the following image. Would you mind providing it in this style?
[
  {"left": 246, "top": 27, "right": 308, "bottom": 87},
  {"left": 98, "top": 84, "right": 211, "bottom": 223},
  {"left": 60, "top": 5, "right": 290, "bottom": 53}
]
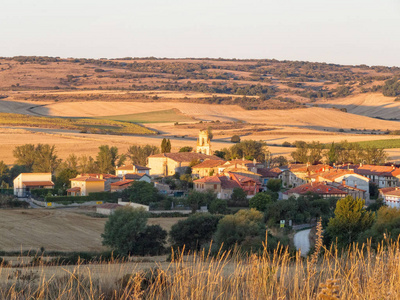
[{"left": 294, "top": 229, "right": 311, "bottom": 257}]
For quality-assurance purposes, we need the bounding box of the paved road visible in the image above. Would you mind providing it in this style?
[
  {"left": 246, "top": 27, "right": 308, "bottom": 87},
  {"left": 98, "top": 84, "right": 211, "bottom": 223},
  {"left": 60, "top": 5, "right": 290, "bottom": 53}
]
[{"left": 294, "top": 229, "right": 311, "bottom": 257}]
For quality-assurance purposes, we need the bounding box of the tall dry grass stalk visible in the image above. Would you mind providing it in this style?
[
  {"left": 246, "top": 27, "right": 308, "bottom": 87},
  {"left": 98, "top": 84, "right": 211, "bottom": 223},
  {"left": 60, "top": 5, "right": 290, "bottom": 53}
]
[{"left": 0, "top": 237, "right": 400, "bottom": 299}]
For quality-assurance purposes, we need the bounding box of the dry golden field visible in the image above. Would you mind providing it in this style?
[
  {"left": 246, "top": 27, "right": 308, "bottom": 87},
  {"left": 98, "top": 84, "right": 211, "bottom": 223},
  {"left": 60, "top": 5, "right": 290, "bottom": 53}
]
[
  {"left": 0, "top": 208, "right": 183, "bottom": 252},
  {"left": 2, "top": 94, "right": 400, "bottom": 163}
]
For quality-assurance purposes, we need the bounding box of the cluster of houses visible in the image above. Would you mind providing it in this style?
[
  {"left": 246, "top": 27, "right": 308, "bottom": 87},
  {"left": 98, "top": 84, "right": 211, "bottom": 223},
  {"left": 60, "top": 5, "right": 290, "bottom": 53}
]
[{"left": 11, "top": 130, "right": 400, "bottom": 209}]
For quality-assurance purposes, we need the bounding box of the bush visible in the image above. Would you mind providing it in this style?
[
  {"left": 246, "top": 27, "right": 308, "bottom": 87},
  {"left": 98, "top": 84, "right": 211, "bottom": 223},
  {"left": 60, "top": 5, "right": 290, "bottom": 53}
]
[
  {"left": 214, "top": 209, "right": 271, "bottom": 252},
  {"left": 249, "top": 193, "right": 273, "bottom": 211},
  {"left": 102, "top": 207, "right": 166, "bottom": 255},
  {"left": 266, "top": 179, "right": 282, "bottom": 192},
  {"left": 209, "top": 198, "right": 228, "bottom": 214},
  {"left": 169, "top": 213, "right": 222, "bottom": 251},
  {"left": 231, "top": 135, "right": 241, "bottom": 143}
]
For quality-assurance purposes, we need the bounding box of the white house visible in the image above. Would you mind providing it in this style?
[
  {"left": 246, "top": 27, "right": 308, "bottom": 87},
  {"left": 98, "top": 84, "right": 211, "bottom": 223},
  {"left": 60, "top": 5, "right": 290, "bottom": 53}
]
[
  {"left": 115, "top": 164, "right": 150, "bottom": 177},
  {"left": 379, "top": 187, "right": 400, "bottom": 209},
  {"left": 13, "top": 173, "right": 54, "bottom": 198}
]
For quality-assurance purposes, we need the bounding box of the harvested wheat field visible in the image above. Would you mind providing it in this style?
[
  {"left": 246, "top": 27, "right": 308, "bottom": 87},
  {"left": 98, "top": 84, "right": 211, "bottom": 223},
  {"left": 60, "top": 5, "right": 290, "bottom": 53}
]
[
  {"left": 320, "top": 93, "right": 400, "bottom": 119},
  {"left": 29, "top": 99, "right": 400, "bottom": 131},
  {"left": 0, "top": 208, "right": 184, "bottom": 252}
]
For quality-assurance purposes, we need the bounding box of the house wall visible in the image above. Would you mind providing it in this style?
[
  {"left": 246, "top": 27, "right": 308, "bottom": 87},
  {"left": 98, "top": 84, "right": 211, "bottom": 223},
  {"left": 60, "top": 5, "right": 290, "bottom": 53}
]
[
  {"left": 194, "top": 182, "right": 222, "bottom": 194},
  {"left": 147, "top": 157, "right": 180, "bottom": 176},
  {"left": 334, "top": 174, "right": 370, "bottom": 195},
  {"left": 13, "top": 173, "right": 53, "bottom": 197},
  {"left": 382, "top": 195, "right": 400, "bottom": 209},
  {"left": 86, "top": 181, "right": 105, "bottom": 195}
]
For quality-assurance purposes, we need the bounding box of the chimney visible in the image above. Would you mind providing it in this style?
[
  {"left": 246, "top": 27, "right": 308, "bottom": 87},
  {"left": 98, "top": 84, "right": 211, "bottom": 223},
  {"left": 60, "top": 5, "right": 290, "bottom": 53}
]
[
  {"left": 360, "top": 162, "right": 362, "bottom": 167},
  {"left": 392, "top": 164, "right": 395, "bottom": 170},
  {"left": 100, "top": 174, "right": 103, "bottom": 180},
  {"left": 342, "top": 179, "right": 346, "bottom": 185},
  {"left": 307, "top": 162, "right": 310, "bottom": 167}
]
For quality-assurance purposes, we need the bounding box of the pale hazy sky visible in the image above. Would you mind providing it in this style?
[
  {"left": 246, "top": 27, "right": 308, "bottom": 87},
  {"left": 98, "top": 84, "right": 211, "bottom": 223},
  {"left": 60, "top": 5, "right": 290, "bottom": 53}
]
[{"left": 1, "top": 0, "right": 400, "bottom": 66}]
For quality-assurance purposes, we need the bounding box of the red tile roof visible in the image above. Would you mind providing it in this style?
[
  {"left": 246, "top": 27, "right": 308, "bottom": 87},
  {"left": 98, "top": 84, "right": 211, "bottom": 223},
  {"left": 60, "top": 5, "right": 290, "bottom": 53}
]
[
  {"left": 194, "top": 175, "right": 241, "bottom": 189},
  {"left": 345, "top": 164, "right": 400, "bottom": 177},
  {"left": 67, "top": 187, "right": 81, "bottom": 192},
  {"left": 116, "top": 164, "right": 150, "bottom": 171},
  {"left": 286, "top": 182, "right": 347, "bottom": 196},
  {"left": 192, "top": 159, "right": 226, "bottom": 169},
  {"left": 110, "top": 180, "right": 134, "bottom": 187},
  {"left": 70, "top": 176, "right": 105, "bottom": 182},
  {"left": 149, "top": 152, "right": 223, "bottom": 162},
  {"left": 257, "top": 167, "right": 282, "bottom": 178},
  {"left": 22, "top": 181, "right": 54, "bottom": 187},
  {"left": 379, "top": 187, "right": 400, "bottom": 196}
]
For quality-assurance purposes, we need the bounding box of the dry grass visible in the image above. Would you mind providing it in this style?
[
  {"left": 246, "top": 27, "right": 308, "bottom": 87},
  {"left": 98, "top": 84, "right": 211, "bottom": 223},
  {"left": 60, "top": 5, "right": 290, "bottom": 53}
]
[
  {"left": 0, "top": 236, "right": 399, "bottom": 299},
  {"left": 0, "top": 208, "right": 183, "bottom": 252}
]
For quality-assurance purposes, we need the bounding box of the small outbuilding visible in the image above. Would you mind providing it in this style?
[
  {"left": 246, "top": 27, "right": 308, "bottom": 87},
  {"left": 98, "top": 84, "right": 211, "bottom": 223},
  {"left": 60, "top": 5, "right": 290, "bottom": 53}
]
[{"left": 96, "top": 203, "right": 122, "bottom": 216}]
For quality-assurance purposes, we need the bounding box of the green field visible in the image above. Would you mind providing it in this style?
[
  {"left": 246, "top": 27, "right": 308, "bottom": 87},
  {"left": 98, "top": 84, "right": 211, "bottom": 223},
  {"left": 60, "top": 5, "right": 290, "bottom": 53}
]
[
  {"left": 98, "top": 109, "right": 195, "bottom": 123},
  {"left": 0, "top": 113, "right": 156, "bottom": 135},
  {"left": 353, "top": 139, "right": 400, "bottom": 149}
]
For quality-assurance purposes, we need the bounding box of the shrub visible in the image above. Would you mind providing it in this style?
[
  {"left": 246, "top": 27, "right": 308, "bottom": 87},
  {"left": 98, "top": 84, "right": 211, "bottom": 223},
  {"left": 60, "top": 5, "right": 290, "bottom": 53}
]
[
  {"left": 266, "top": 179, "right": 282, "bottom": 192},
  {"left": 231, "top": 135, "right": 241, "bottom": 143},
  {"left": 102, "top": 207, "right": 166, "bottom": 256},
  {"left": 169, "top": 213, "right": 222, "bottom": 251},
  {"left": 209, "top": 198, "right": 228, "bottom": 214},
  {"left": 249, "top": 193, "right": 273, "bottom": 211}
]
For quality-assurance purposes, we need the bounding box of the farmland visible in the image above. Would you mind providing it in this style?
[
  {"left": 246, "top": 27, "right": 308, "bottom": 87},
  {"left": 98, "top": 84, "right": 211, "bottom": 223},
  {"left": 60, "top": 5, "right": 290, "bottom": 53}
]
[
  {"left": 0, "top": 208, "right": 183, "bottom": 252},
  {"left": 98, "top": 108, "right": 195, "bottom": 123},
  {"left": 0, "top": 113, "right": 156, "bottom": 135}
]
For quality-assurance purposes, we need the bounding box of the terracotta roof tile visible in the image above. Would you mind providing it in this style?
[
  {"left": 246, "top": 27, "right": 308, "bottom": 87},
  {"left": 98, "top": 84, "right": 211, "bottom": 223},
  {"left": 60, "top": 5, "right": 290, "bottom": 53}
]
[
  {"left": 286, "top": 182, "right": 347, "bottom": 196},
  {"left": 110, "top": 180, "right": 134, "bottom": 187},
  {"left": 149, "top": 152, "right": 223, "bottom": 162},
  {"left": 192, "top": 159, "right": 226, "bottom": 169},
  {"left": 70, "top": 176, "right": 105, "bottom": 182},
  {"left": 22, "top": 181, "right": 54, "bottom": 187}
]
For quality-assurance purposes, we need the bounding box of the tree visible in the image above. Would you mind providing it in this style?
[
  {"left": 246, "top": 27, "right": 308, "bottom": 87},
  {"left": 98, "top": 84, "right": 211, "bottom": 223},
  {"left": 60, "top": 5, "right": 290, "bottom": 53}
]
[
  {"left": 207, "top": 126, "right": 213, "bottom": 141},
  {"left": 125, "top": 181, "right": 163, "bottom": 205},
  {"left": 359, "top": 206, "right": 400, "bottom": 248},
  {"left": 127, "top": 144, "right": 159, "bottom": 166},
  {"left": 230, "top": 187, "right": 248, "bottom": 206},
  {"left": 78, "top": 155, "right": 98, "bottom": 173},
  {"left": 209, "top": 198, "right": 228, "bottom": 214},
  {"left": 169, "top": 214, "right": 222, "bottom": 251},
  {"left": 266, "top": 179, "right": 282, "bottom": 192},
  {"left": 179, "top": 146, "right": 193, "bottom": 152},
  {"left": 0, "top": 161, "right": 10, "bottom": 186},
  {"left": 33, "top": 144, "right": 61, "bottom": 172},
  {"left": 13, "top": 144, "right": 61, "bottom": 173},
  {"left": 96, "top": 145, "right": 121, "bottom": 174},
  {"left": 271, "top": 156, "right": 288, "bottom": 167},
  {"left": 13, "top": 144, "right": 39, "bottom": 171},
  {"left": 214, "top": 209, "right": 269, "bottom": 252},
  {"left": 185, "top": 190, "right": 216, "bottom": 213},
  {"left": 166, "top": 139, "right": 171, "bottom": 153},
  {"left": 102, "top": 207, "right": 166, "bottom": 255},
  {"left": 231, "top": 135, "right": 241, "bottom": 143},
  {"left": 228, "top": 140, "right": 267, "bottom": 161},
  {"left": 161, "top": 138, "right": 171, "bottom": 153},
  {"left": 249, "top": 192, "right": 273, "bottom": 211},
  {"left": 55, "top": 168, "right": 79, "bottom": 189},
  {"left": 326, "top": 196, "right": 375, "bottom": 247}
]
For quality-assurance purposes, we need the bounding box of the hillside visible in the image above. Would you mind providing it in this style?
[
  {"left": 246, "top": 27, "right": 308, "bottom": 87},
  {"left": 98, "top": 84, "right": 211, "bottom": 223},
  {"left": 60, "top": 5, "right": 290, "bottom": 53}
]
[{"left": 1, "top": 56, "right": 400, "bottom": 110}]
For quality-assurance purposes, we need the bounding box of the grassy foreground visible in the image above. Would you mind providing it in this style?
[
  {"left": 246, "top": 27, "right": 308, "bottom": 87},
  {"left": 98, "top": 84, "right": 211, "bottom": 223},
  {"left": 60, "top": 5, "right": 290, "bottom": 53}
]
[
  {"left": 1, "top": 237, "right": 399, "bottom": 299},
  {"left": 0, "top": 113, "right": 156, "bottom": 135}
]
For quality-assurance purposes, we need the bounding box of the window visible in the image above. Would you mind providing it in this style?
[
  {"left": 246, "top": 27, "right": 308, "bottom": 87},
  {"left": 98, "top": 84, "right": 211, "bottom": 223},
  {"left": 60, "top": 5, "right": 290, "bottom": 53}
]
[{"left": 214, "top": 184, "right": 217, "bottom": 190}]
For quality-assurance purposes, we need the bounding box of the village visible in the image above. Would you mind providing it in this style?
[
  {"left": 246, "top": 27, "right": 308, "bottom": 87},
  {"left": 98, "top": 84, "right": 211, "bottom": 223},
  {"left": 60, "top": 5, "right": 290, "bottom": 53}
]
[{"left": 10, "top": 129, "right": 400, "bottom": 216}]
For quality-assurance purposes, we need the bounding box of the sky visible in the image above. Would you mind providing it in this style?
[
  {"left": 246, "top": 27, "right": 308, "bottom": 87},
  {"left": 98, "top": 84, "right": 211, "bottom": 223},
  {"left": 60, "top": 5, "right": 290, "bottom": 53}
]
[{"left": 1, "top": 0, "right": 400, "bottom": 67}]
